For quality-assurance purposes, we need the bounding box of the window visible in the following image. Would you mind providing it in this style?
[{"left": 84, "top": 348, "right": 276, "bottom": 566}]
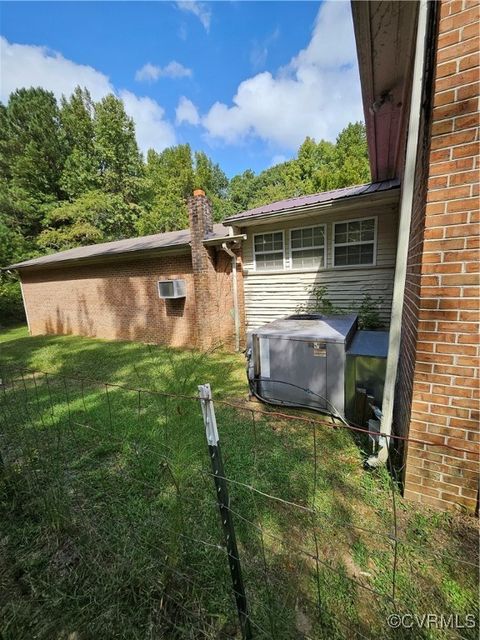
[
  {"left": 290, "top": 226, "right": 326, "bottom": 269},
  {"left": 333, "top": 218, "right": 376, "bottom": 267},
  {"left": 254, "top": 232, "right": 284, "bottom": 270}
]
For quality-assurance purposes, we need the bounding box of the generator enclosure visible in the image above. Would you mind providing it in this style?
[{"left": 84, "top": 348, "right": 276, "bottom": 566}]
[{"left": 250, "top": 314, "right": 358, "bottom": 416}]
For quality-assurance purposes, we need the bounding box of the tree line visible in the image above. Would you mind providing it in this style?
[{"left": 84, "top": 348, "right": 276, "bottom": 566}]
[{"left": 0, "top": 86, "right": 370, "bottom": 324}]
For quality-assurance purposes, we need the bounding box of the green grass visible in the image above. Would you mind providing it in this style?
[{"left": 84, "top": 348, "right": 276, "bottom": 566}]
[{"left": 0, "top": 325, "right": 478, "bottom": 640}]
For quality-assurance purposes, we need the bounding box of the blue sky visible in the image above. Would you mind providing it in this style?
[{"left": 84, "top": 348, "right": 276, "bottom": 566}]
[{"left": 0, "top": 1, "right": 363, "bottom": 177}]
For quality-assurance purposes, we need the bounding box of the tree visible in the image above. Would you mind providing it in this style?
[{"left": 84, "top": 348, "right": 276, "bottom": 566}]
[
  {"left": 138, "top": 145, "right": 194, "bottom": 235},
  {"left": 94, "top": 94, "right": 143, "bottom": 202},
  {"left": 193, "top": 151, "right": 231, "bottom": 221},
  {"left": 38, "top": 190, "right": 142, "bottom": 252},
  {"left": 60, "top": 87, "right": 98, "bottom": 198},
  {"left": 1, "top": 88, "right": 66, "bottom": 237},
  {"left": 331, "top": 121, "right": 371, "bottom": 187}
]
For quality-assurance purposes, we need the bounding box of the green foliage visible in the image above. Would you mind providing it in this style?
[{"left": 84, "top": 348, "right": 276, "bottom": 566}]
[
  {"left": 357, "top": 293, "right": 384, "bottom": 330},
  {"left": 138, "top": 145, "right": 232, "bottom": 234},
  {"left": 59, "top": 87, "right": 98, "bottom": 198},
  {"left": 297, "top": 285, "right": 384, "bottom": 330},
  {"left": 94, "top": 94, "right": 143, "bottom": 202},
  {"left": 227, "top": 122, "right": 371, "bottom": 214},
  {"left": 138, "top": 145, "right": 194, "bottom": 234},
  {"left": 39, "top": 190, "right": 142, "bottom": 251},
  {"left": 297, "top": 284, "right": 340, "bottom": 315}
]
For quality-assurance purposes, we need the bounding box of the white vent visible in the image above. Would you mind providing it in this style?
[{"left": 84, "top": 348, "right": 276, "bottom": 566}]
[{"left": 157, "top": 279, "right": 186, "bottom": 299}]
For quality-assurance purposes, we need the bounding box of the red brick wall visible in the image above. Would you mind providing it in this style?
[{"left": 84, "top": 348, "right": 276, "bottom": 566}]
[
  {"left": 398, "top": 0, "right": 479, "bottom": 512},
  {"left": 21, "top": 253, "right": 200, "bottom": 347},
  {"left": 21, "top": 247, "right": 241, "bottom": 350}
]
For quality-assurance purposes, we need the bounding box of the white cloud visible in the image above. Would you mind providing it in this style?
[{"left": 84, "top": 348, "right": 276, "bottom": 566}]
[
  {"left": 0, "top": 36, "right": 176, "bottom": 154},
  {"left": 120, "top": 91, "right": 176, "bottom": 152},
  {"left": 176, "top": 96, "right": 200, "bottom": 126},
  {"left": 0, "top": 36, "right": 113, "bottom": 102},
  {"left": 176, "top": 1, "right": 211, "bottom": 32},
  {"left": 135, "top": 61, "right": 192, "bottom": 82},
  {"left": 201, "top": 2, "right": 362, "bottom": 149}
]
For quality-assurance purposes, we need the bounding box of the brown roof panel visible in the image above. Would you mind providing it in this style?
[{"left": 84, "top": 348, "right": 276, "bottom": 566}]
[
  {"left": 224, "top": 179, "right": 400, "bottom": 224},
  {"left": 6, "top": 223, "right": 230, "bottom": 271}
]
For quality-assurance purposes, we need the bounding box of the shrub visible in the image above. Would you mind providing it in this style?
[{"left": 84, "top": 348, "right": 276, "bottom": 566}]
[{"left": 297, "top": 284, "right": 384, "bottom": 329}]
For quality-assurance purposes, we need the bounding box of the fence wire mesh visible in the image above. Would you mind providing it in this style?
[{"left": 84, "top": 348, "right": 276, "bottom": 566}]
[{"left": 0, "top": 364, "right": 478, "bottom": 640}]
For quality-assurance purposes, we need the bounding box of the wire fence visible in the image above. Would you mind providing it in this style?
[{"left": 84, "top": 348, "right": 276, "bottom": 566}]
[{"left": 0, "top": 364, "right": 478, "bottom": 640}]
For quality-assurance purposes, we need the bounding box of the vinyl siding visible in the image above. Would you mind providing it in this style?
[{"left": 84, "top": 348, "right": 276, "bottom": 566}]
[{"left": 241, "top": 201, "right": 399, "bottom": 329}]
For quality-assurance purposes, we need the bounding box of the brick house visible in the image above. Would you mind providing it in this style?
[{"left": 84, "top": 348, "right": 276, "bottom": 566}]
[
  {"left": 5, "top": 0, "right": 479, "bottom": 512},
  {"left": 9, "top": 191, "right": 246, "bottom": 352}
]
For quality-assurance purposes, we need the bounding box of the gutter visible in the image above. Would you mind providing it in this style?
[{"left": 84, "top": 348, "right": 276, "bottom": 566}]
[
  {"left": 368, "top": 0, "right": 429, "bottom": 467},
  {"left": 202, "top": 233, "right": 246, "bottom": 246},
  {"left": 221, "top": 242, "right": 241, "bottom": 352}
]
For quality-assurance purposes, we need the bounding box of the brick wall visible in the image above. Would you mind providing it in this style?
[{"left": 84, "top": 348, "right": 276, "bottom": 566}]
[
  {"left": 21, "top": 253, "right": 199, "bottom": 347},
  {"left": 398, "top": 0, "right": 479, "bottom": 512}
]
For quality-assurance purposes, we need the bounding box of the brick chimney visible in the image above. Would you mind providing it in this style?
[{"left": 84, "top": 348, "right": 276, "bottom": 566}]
[{"left": 188, "top": 190, "right": 218, "bottom": 350}]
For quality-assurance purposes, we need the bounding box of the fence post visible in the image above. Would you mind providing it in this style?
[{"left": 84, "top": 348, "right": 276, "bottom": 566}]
[{"left": 198, "top": 383, "right": 253, "bottom": 640}]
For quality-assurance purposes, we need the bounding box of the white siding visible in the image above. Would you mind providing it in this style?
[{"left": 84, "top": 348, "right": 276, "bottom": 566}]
[{"left": 241, "top": 201, "right": 398, "bottom": 329}]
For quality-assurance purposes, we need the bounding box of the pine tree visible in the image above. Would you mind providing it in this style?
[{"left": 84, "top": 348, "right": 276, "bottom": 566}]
[
  {"left": 94, "top": 94, "right": 143, "bottom": 202},
  {"left": 60, "top": 86, "right": 98, "bottom": 198}
]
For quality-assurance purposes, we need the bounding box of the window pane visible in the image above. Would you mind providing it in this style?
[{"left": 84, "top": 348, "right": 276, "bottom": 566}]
[
  {"left": 361, "top": 229, "right": 375, "bottom": 241},
  {"left": 273, "top": 232, "right": 283, "bottom": 250},
  {"left": 361, "top": 219, "right": 375, "bottom": 231},
  {"left": 256, "top": 252, "right": 284, "bottom": 270},
  {"left": 347, "top": 245, "right": 361, "bottom": 263},
  {"left": 360, "top": 244, "right": 374, "bottom": 264},
  {"left": 335, "top": 232, "right": 347, "bottom": 244},
  {"left": 292, "top": 248, "right": 324, "bottom": 269},
  {"left": 313, "top": 228, "right": 324, "bottom": 244},
  {"left": 291, "top": 235, "right": 302, "bottom": 249},
  {"left": 335, "top": 246, "right": 347, "bottom": 266}
]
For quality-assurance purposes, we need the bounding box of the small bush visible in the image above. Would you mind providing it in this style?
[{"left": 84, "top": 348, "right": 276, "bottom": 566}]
[
  {"left": 297, "top": 285, "right": 384, "bottom": 330},
  {"left": 357, "top": 293, "right": 384, "bottom": 330}
]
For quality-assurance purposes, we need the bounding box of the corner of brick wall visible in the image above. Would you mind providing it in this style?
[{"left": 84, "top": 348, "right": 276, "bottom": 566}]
[{"left": 400, "top": 0, "right": 479, "bottom": 513}]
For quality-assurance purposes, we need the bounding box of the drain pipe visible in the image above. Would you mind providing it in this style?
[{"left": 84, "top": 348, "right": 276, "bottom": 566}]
[
  {"left": 367, "top": 0, "right": 429, "bottom": 467},
  {"left": 221, "top": 242, "right": 240, "bottom": 352}
]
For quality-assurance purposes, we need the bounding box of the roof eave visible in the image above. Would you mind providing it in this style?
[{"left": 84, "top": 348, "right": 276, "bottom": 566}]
[
  {"left": 225, "top": 187, "right": 400, "bottom": 227},
  {"left": 351, "top": 0, "right": 419, "bottom": 181},
  {"left": 4, "top": 242, "right": 192, "bottom": 272}
]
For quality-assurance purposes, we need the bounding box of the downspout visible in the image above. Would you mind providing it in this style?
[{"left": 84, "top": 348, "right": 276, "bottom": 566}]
[
  {"left": 221, "top": 243, "right": 240, "bottom": 352},
  {"left": 367, "top": 0, "right": 429, "bottom": 467}
]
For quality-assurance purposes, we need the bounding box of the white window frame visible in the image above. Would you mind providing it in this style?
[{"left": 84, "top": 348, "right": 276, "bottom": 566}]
[
  {"left": 332, "top": 216, "right": 377, "bottom": 268},
  {"left": 253, "top": 230, "right": 285, "bottom": 272},
  {"left": 289, "top": 224, "right": 327, "bottom": 271}
]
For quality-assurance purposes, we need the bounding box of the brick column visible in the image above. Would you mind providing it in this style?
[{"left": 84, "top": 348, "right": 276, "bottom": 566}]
[
  {"left": 188, "top": 189, "right": 219, "bottom": 350},
  {"left": 401, "top": 0, "right": 479, "bottom": 512}
]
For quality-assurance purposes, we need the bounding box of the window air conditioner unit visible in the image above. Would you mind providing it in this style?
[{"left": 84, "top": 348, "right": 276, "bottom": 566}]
[{"left": 157, "top": 279, "right": 186, "bottom": 299}]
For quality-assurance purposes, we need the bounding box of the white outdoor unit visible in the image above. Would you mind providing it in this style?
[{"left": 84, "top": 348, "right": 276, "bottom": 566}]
[{"left": 157, "top": 279, "right": 186, "bottom": 299}]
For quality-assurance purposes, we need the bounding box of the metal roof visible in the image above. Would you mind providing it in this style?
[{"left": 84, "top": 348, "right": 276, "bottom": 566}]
[
  {"left": 6, "top": 223, "right": 231, "bottom": 270},
  {"left": 224, "top": 179, "right": 400, "bottom": 224}
]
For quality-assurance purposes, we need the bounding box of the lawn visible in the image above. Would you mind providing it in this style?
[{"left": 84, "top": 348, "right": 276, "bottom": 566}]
[{"left": 0, "top": 325, "right": 478, "bottom": 640}]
